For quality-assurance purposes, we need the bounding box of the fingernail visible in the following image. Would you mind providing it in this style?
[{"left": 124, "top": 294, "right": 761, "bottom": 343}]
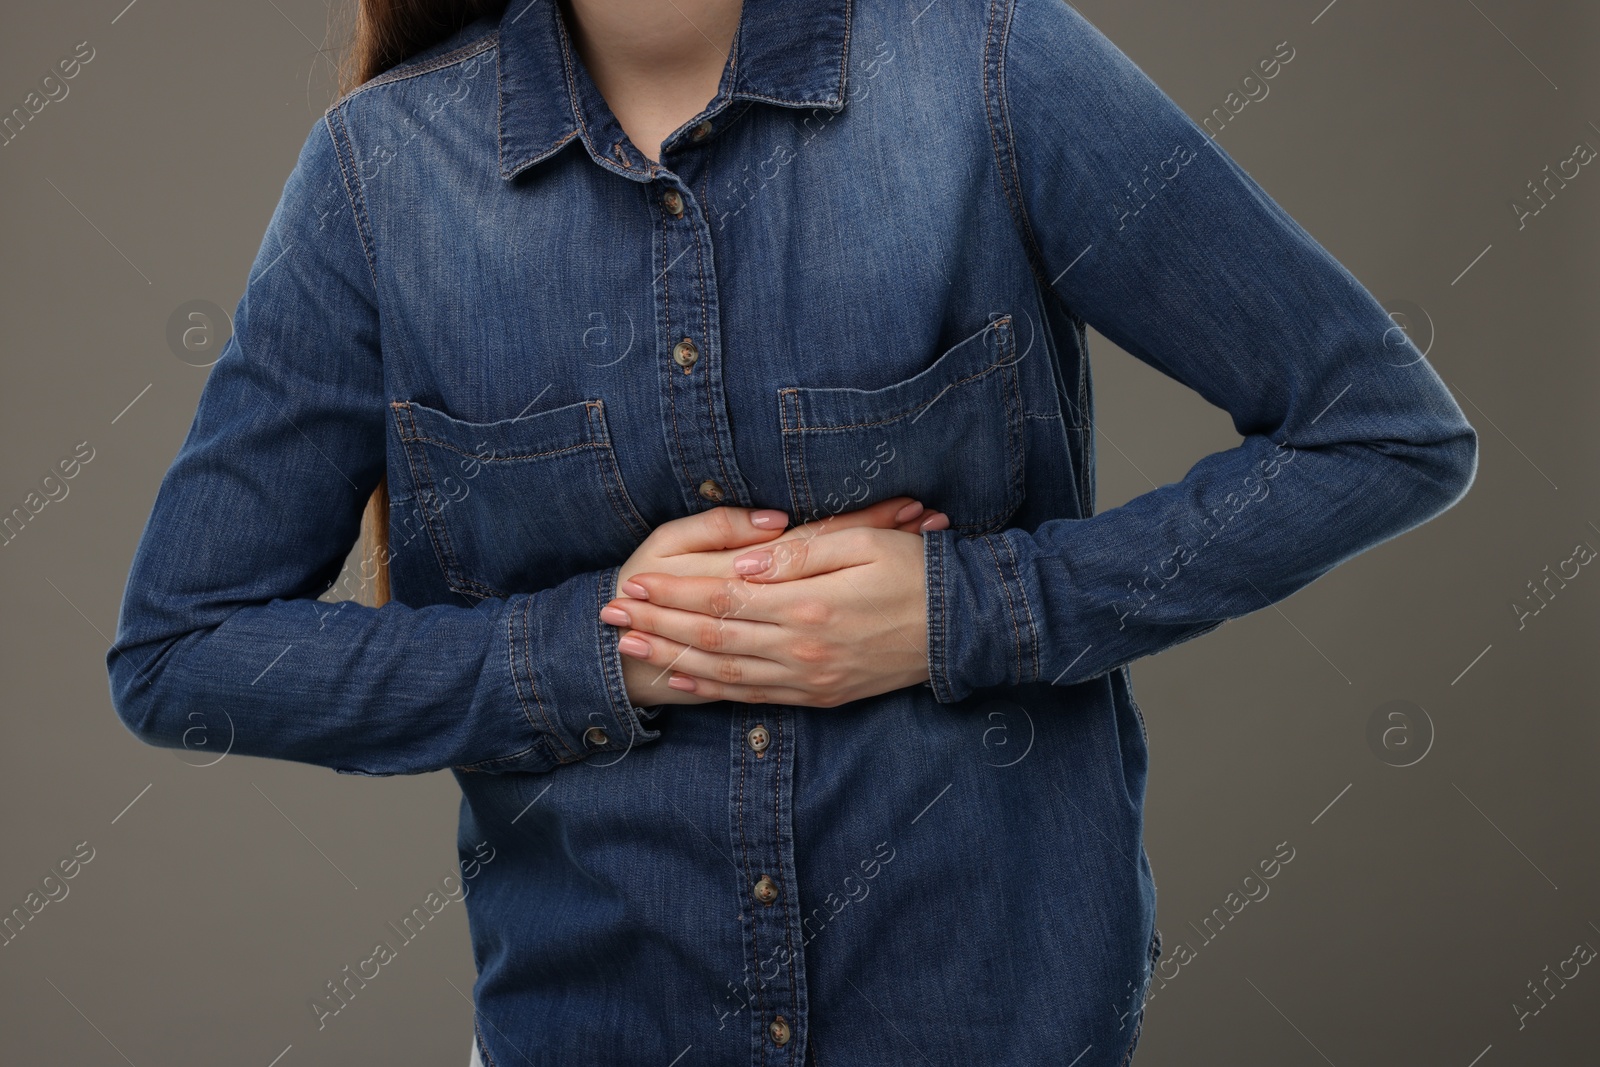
[
  {"left": 667, "top": 673, "right": 697, "bottom": 691},
  {"left": 750, "top": 509, "right": 790, "bottom": 529},
  {"left": 894, "top": 501, "right": 925, "bottom": 523},
  {"left": 618, "top": 635, "right": 651, "bottom": 657},
  {"left": 920, "top": 512, "right": 950, "bottom": 532},
  {"left": 620, "top": 580, "right": 649, "bottom": 599},
  {"left": 600, "top": 605, "right": 631, "bottom": 626},
  {"left": 734, "top": 550, "right": 772, "bottom": 575}
]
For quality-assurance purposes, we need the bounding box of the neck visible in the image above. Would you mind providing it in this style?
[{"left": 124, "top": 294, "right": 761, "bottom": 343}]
[{"left": 561, "top": 0, "right": 742, "bottom": 84}]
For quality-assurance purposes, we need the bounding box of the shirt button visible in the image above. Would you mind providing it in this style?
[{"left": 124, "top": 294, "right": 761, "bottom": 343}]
[
  {"left": 661, "top": 188, "right": 684, "bottom": 216},
  {"left": 753, "top": 875, "right": 779, "bottom": 905},
  {"left": 690, "top": 119, "right": 713, "bottom": 141},
  {"left": 769, "top": 1016, "right": 791, "bottom": 1046},
  {"left": 583, "top": 725, "right": 609, "bottom": 748},
  {"left": 747, "top": 724, "right": 770, "bottom": 752},
  {"left": 698, "top": 478, "right": 725, "bottom": 502},
  {"left": 672, "top": 338, "right": 699, "bottom": 371}
]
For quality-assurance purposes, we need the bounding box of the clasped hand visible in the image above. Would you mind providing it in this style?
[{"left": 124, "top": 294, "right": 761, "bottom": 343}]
[{"left": 599, "top": 497, "right": 944, "bottom": 708}]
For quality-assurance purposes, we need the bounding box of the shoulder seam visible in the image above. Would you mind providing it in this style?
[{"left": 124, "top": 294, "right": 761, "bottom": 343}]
[
  {"left": 985, "top": 0, "right": 1049, "bottom": 302},
  {"left": 320, "top": 108, "right": 382, "bottom": 301},
  {"left": 985, "top": 0, "right": 1086, "bottom": 328},
  {"left": 328, "top": 32, "right": 498, "bottom": 110}
]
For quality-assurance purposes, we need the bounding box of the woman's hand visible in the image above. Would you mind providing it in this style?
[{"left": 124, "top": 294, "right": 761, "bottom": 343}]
[
  {"left": 605, "top": 511, "right": 934, "bottom": 708},
  {"left": 607, "top": 498, "right": 943, "bottom": 708}
]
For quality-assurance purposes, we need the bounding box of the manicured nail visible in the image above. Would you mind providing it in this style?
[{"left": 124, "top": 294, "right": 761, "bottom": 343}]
[
  {"left": 620, "top": 580, "right": 649, "bottom": 599},
  {"left": 920, "top": 512, "right": 950, "bottom": 532},
  {"left": 600, "top": 605, "right": 631, "bottom": 626},
  {"left": 750, "top": 509, "right": 790, "bottom": 529},
  {"left": 734, "top": 550, "right": 772, "bottom": 575},
  {"left": 667, "top": 673, "right": 697, "bottom": 691},
  {"left": 618, "top": 635, "right": 651, "bottom": 657},
  {"left": 894, "top": 501, "right": 925, "bottom": 523}
]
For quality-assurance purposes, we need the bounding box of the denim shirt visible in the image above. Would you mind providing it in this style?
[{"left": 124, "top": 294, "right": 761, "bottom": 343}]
[{"left": 107, "top": 0, "right": 1476, "bottom": 1063}]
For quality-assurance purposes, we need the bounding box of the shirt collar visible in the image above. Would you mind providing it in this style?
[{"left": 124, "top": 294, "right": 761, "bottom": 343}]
[{"left": 496, "top": 0, "right": 853, "bottom": 181}]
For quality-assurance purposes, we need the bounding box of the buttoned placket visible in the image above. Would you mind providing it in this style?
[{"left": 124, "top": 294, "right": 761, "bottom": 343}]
[
  {"left": 650, "top": 138, "right": 809, "bottom": 1067},
  {"left": 649, "top": 157, "right": 752, "bottom": 515},
  {"left": 732, "top": 709, "right": 807, "bottom": 1064},
  {"left": 553, "top": 8, "right": 813, "bottom": 1056}
]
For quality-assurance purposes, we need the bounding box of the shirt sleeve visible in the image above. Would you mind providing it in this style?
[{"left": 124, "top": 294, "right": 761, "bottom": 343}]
[
  {"left": 923, "top": 0, "right": 1478, "bottom": 703},
  {"left": 106, "top": 109, "right": 658, "bottom": 775}
]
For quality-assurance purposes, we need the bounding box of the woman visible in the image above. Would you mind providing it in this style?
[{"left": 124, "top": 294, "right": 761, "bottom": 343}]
[{"left": 107, "top": 0, "right": 1477, "bottom": 1063}]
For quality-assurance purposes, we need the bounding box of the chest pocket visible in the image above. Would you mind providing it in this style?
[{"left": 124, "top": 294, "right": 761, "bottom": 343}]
[
  {"left": 777, "top": 315, "right": 1025, "bottom": 534},
  {"left": 391, "top": 397, "right": 649, "bottom": 599}
]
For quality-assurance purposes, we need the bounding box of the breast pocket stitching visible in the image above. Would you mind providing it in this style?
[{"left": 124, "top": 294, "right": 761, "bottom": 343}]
[
  {"left": 390, "top": 398, "right": 650, "bottom": 600},
  {"left": 776, "top": 314, "right": 1026, "bottom": 535}
]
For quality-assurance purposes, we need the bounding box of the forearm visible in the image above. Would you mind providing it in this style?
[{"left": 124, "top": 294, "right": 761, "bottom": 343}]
[
  {"left": 109, "top": 562, "right": 653, "bottom": 776},
  {"left": 926, "top": 424, "right": 1474, "bottom": 701}
]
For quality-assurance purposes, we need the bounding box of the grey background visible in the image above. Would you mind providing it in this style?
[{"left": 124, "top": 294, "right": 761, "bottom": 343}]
[{"left": 2, "top": 1, "right": 1595, "bottom": 1064}]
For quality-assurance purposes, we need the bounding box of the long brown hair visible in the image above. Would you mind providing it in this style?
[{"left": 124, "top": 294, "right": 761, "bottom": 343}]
[{"left": 333, "top": 0, "right": 508, "bottom": 606}]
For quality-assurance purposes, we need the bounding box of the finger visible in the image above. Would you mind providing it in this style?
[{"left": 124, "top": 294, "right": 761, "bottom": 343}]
[
  {"left": 731, "top": 526, "right": 888, "bottom": 583},
  {"left": 662, "top": 670, "right": 819, "bottom": 706},
  {"left": 791, "top": 495, "right": 919, "bottom": 537},
  {"left": 649, "top": 505, "right": 790, "bottom": 555},
  {"left": 615, "top": 628, "right": 807, "bottom": 699},
  {"left": 898, "top": 509, "right": 948, "bottom": 533},
  {"left": 603, "top": 593, "right": 778, "bottom": 655},
  {"left": 612, "top": 574, "right": 790, "bottom": 625}
]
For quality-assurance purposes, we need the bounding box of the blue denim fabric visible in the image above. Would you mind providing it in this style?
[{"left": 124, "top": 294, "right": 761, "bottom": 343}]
[{"left": 108, "top": 0, "right": 1476, "bottom": 1063}]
